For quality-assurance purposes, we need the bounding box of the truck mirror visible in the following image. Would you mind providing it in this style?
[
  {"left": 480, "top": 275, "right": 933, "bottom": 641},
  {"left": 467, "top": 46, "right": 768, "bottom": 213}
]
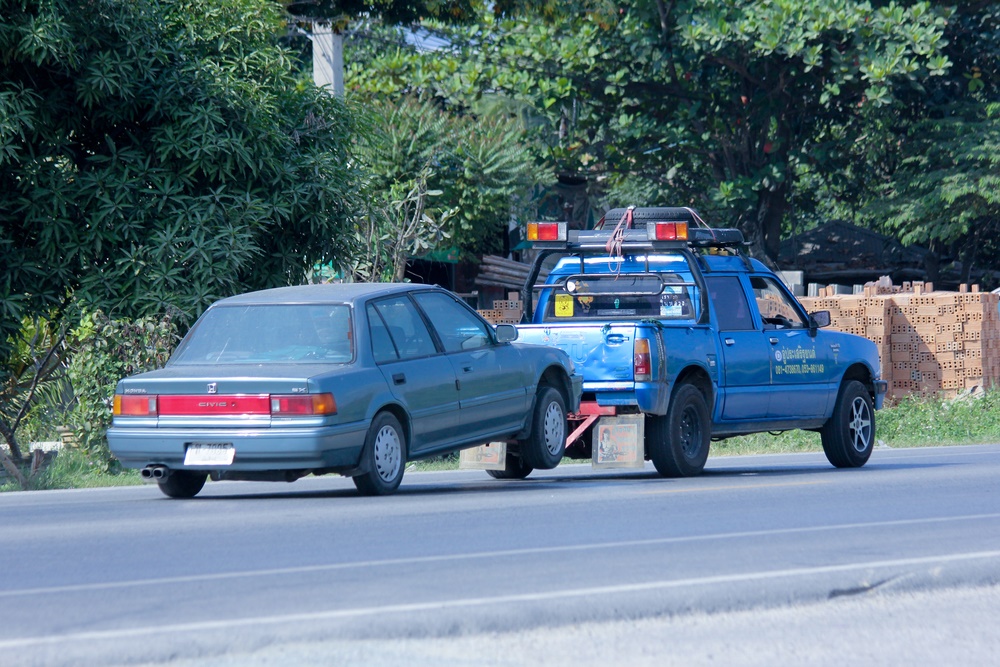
[{"left": 809, "top": 310, "right": 831, "bottom": 329}]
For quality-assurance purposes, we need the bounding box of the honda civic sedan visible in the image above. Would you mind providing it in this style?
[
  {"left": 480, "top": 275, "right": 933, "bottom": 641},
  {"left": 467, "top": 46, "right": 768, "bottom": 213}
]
[{"left": 108, "top": 283, "right": 581, "bottom": 498}]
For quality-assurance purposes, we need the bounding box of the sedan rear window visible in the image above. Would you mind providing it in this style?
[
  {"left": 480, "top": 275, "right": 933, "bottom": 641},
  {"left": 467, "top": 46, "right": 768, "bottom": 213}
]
[{"left": 170, "top": 304, "right": 353, "bottom": 364}]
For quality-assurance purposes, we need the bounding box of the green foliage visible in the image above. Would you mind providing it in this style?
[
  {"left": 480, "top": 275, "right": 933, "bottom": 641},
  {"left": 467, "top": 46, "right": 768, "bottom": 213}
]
[
  {"left": 66, "top": 311, "right": 177, "bottom": 471},
  {"left": 877, "top": 390, "right": 1000, "bottom": 446},
  {"left": 346, "top": 1, "right": 952, "bottom": 259},
  {"left": 0, "top": 0, "right": 361, "bottom": 372},
  {"left": 0, "top": 447, "right": 144, "bottom": 492},
  {"left": 0, "top": 314, "right": 69, "bottom": 464},
  {"left": 350, "top": 95, "right": 544, "bottom": 258}
]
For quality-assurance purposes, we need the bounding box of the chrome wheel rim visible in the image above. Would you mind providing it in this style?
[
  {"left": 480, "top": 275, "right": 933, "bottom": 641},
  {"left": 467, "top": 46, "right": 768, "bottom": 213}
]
[
  {"left": 373, "top": 424, "right": 402, "bottom": 482},
  {"left": 848, "top": 397, "right": 873, "bottom": 453}
]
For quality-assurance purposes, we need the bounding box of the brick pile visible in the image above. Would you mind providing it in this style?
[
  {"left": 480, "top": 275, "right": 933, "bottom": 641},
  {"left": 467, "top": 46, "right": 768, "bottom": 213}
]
[
  {"left": 478, "top": 294, "right": 524, "bottom": 325},
  {"left": 799, "top": 278, "right": 1000, "bottom": 402}
]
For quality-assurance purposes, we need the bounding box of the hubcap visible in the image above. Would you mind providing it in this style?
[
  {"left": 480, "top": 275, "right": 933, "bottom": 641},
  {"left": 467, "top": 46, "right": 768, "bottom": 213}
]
[
  {"left": 542, "top": 401, "right": 565, "bottom": 456},
  {"left": 848, "top": 397, "right": 873, "bottom": 453},
  {"left": 373, "top": 425, "right": 402, "bottom": 482}
]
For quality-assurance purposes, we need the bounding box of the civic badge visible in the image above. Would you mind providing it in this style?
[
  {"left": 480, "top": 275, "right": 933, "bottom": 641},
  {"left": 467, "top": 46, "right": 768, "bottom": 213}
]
[{"left": 207, "top": 382, "right": 218, "bottom": 394}]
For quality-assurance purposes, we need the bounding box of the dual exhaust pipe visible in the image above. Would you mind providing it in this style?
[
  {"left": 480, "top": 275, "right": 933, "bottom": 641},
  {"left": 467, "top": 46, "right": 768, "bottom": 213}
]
[{"left": 140, "top": 464, "right": 170, "bottom": 481}]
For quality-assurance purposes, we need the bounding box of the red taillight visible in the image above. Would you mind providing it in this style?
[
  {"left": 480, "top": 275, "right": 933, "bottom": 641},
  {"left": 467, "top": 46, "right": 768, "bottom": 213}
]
[
  {"left": 647, "top": 221, "right": 689, "bottom": 241},
  {"left": 158, "top": 395, "right": 271, "bottom": 416},
  {"left": 117, "top": 393, "right": 337, "bottom": 417},
  {"left": 270, "top": 393, "right": 337, "bottom": 416},
  {"left": 634, "top": 338, "right": 652, "bottom": 381},
  {"left": 527, "top": 222, "right": 567, "bottom": 242},
  {"left": 114, "top": 395, "right": 158, "bottom": 417}
]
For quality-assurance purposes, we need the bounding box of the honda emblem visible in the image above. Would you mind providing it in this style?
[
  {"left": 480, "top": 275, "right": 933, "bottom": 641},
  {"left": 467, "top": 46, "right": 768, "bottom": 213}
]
[{"left": 207, "top": 383, "right": 218, "bottom": 394}]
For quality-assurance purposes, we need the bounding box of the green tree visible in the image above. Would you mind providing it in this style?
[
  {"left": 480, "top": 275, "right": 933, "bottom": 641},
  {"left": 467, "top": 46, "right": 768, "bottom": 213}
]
[
  {"left": 855, "top": 4, "right": 1000, "bottom": 284},
  {"left": 349, "top": 95, "right": 545, "bottom": 259},
  {"left": 347, "top": 1, "right": 952, "bottom": 260},
  {"left": 0, "top": 0, "right": 361, "bottom": 370}
]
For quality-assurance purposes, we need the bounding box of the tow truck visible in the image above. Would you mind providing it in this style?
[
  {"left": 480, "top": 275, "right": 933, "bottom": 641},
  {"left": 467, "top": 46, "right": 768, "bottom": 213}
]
[{"left": 504, "top": 206, "right": 887, "bottom": 477}]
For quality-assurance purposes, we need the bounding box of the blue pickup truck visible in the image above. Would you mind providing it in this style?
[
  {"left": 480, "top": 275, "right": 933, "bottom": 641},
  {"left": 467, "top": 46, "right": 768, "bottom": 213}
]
[{"left": 510, "top": 206, "right": 888, "bottom": 477}]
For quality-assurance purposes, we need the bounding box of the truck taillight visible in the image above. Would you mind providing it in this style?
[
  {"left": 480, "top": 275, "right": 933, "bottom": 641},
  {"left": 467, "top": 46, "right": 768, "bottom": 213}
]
[
  {"left": 527, "top": 222, "right": 567, "bottom": 242},
  {"left": 634, "top": 338, "right": 652, "bottom": 381},
  {"left": 114, "top": 394, "right": 158, "bottom": 417},
  {"left": 270, "top": 393, "right": 337, "bottom": 416},
  {"left": 647, "top": 221, "right": 689, "bottom": 241}
]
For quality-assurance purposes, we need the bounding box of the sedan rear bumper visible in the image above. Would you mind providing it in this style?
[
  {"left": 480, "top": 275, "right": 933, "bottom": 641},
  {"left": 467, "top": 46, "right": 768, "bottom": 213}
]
[{"left": 107, "top": 421, "right": 369, "bottom": 472}]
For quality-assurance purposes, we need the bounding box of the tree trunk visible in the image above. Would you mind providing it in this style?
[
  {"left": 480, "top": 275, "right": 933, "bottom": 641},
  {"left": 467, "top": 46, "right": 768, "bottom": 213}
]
[{"left": 0, "top": 421, "right": 24, "bottom": 463}]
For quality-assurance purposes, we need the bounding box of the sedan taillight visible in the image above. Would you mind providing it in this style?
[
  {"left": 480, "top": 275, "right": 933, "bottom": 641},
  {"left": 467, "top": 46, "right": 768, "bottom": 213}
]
[
  {"left": 270, "top": 394, "right": 338, "bottom": 416},
  {"left": 114, "top": 395, "right": 158, "bottom": 417},
  {"left": 113, "top": 393, "right": 337, "bottom": 417}
]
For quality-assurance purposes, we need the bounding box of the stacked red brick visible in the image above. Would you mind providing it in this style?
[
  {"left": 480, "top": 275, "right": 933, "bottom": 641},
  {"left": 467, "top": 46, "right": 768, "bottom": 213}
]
[
  {"left": 478, "top": 295, "right": 524, "bottom": 325},
  {"left": 799, "top": 281, "right": 1000, "bottom": 402}
]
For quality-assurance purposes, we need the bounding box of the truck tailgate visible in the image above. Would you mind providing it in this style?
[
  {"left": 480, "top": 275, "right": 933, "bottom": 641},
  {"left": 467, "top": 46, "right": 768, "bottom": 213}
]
[{"left": 516, "top": 323, "right": 638, "bottom": 391}]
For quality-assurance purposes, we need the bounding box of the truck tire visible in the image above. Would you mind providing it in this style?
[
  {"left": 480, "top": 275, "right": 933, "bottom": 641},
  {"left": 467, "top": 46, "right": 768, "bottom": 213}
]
[
  {"left": 519, "top": 386, "right": 566, "bottom": 470},
  {"left": 157, "top": 470, "right": 207, "bottom": 499},
  {"left": 821, "top": 380, "right": 874, "bottom": 468},
  {"left": 486, "top": 454, "right": 534, "bottom": 480},
  {"left": 648, "top": 383, "right": 710, "bottom": 477}
]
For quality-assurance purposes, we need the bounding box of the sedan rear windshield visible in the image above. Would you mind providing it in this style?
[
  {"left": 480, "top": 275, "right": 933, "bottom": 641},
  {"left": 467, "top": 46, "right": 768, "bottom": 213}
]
[{"left": 170, "top": 304, "right": 353, "bottom": 364}]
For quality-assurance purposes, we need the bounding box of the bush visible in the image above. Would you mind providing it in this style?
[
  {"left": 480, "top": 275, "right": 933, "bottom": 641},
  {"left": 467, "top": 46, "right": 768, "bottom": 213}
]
[{"left": 66, "top": 311, "right": 178, "bottom": 471}]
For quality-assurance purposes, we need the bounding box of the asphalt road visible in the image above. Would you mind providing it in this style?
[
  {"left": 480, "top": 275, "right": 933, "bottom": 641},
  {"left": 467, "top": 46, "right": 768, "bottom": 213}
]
[{"left": 2, "top": 444, "right": 999, "bottom": 666}]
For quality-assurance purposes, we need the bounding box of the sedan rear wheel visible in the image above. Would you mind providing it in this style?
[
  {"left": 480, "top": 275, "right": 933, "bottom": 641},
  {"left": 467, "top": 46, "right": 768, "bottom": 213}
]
[
  {"left": 353, "top": 412, "right": 406, "bottom": 495},
  {"left": 157, "top": 470, "right": 207, "bottom": 499}
]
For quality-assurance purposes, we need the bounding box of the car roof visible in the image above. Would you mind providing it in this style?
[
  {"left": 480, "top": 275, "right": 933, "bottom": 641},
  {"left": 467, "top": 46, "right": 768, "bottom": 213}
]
[{"left": 212, "top": 283, "right": 444, "bottom": 306}]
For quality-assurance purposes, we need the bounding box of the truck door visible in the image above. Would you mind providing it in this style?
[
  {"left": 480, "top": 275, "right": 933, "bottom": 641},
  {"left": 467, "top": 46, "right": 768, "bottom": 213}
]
[
  {"left": 706, "top": 276, "right": 771, "bottom": 420},
  {"left": 748, "top": 275, "right": 837, "bottom": 419}
]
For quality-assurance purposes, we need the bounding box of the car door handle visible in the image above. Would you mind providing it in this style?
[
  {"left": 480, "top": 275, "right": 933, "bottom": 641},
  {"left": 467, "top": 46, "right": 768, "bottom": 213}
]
[
  {"left": 769, "top": 337, "right": 779, "bottom": 345},
  {"left": 392, "top": 373, "right": 406, "bottom": 385},
  {"left": 724, "top": 338, "right": 735, "bottom": 346},
  {"left": 463, "top": 366, "right": 474, "bottom": 373}
]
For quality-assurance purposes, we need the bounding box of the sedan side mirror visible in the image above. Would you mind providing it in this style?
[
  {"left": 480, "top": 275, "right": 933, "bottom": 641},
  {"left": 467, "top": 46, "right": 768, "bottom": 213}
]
[{"left": 495, "top": 324, "right": 519, "bottom": 343}]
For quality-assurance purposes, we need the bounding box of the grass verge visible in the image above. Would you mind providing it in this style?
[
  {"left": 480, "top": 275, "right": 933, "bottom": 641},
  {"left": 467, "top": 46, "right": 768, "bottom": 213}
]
[{"left": 4, "top": 390, "right": 1000, "bottom": 491}]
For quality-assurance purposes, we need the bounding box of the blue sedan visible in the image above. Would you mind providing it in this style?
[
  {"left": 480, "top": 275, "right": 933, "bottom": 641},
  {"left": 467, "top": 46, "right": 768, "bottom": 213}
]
[{"left": 107, "top": 283, "right": 582, "bottom": 498}]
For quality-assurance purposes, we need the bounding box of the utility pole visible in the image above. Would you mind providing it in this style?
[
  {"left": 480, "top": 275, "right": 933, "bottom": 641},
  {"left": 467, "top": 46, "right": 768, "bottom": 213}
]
[{"left": 311, "top": 21, "right": 344, "bottom": 97}]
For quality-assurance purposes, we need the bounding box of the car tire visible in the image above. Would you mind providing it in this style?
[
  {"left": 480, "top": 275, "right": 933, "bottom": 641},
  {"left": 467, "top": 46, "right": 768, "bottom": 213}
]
[
  {"left": 486, "top": 454, "right": 534, "bottom": 480},
  {"left": 821, "top": 380, "right": 875, "bottom": 468},
  {"left": 648, "top": 383, "right": 710, "bottom": 477},
  {"left": 353, "top": 412, "right": 406, "bottom": 496},
  {"left": 519, "top": 386, "right": 566, "bottom": 470},
  {"left": 157, "top": 470, "right": 207, "bottom": 499}
]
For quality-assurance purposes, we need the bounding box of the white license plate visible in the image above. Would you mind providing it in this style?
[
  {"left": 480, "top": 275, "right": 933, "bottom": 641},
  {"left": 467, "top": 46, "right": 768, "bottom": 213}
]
[{"left": 184, "top": 443, "right": 235, "bottom": 466}]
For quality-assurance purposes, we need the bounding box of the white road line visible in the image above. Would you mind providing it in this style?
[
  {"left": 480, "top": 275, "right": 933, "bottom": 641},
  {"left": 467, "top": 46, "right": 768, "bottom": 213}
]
[
  {"left": 3, "top": 512, "right": 1000, "bottom": 599},
  {"left": 2, "top": 549, "right": 999, "bottom": 650}
]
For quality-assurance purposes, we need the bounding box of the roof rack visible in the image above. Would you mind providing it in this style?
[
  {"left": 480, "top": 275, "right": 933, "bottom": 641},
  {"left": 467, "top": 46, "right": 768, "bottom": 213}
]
[
  {"left": 527, "top": 225, "right": 746, "bottom": 251},
  {"left": 527, "top": 206, "right": 745, "bottom": 251}
]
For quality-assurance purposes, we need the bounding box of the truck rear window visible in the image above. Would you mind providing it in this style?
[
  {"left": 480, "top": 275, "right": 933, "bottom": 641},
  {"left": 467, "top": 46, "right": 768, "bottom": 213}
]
[{"left": 539, "top": 275, "right": 698, "bottom": 322}]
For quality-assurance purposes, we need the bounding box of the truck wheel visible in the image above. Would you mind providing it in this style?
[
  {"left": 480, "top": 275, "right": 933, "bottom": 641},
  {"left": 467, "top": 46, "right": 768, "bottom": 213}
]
[
  {"left": 821, "top": 380, "right": 874, "bottom": 468},
  {"left": 519, "top": 386, "right": 566, "bottom": 470},
  {"left": 486, "top": 454, "right": 534, "bottom": 480},
  {"left": 648, "top": 383, "right": 710, "bottom": 477},
  {"left": 157, "top": 470, "right": 207, "bottom": 499},
  {"left": 353, "top": 412, "right": 406, "bottom": 495}
]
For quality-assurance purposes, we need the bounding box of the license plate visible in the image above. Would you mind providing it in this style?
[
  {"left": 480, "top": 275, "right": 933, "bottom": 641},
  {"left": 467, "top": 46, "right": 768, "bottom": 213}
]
[{"left": 184, "top": 443, "right": 235, "bottom": 466}]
